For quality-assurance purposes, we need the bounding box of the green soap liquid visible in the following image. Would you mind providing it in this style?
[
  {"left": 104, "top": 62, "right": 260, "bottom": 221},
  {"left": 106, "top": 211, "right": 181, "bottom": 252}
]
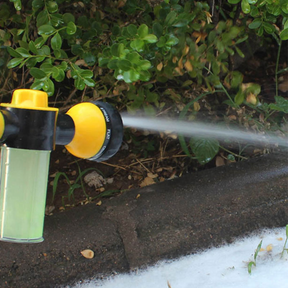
[{"left": 0, "top": 147, "right": 50, "bottom": 243}]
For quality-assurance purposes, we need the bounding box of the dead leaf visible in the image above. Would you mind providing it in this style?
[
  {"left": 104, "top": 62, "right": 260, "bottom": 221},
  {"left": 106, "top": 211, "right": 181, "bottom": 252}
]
[
  {"left": 140, "top": 177, "right": 155, "bottom": 187},
  {"left": 81, "top": 249, "right": 94, "bottom": 259},
  {"left": 96, "top": 201, "right": 102, "bottom": 206},
  {"left": 184, "top": 60, "right": 193, "bottom": 72},
  {"left": 193, "top": 102, "right": 200, "bottom": 111},
  {"left": 147, "top": 172, "right": 158, "bottom": 178},
  {"left": 84, "top": 171, "right": 106, "bottom": 188},
  {"left": 75, "top": 59, "right": 87, "bottom": 66},
  {"left": 157, "top": 62, "right": 163, "bottom": 71},
  {"left": 266, "top": 244, "right": 273, "bottom": 252},
  {"left": 45, "top": 205, "right": 55, "bottom": 215},
  {"left": 246, "top": 93, "right": 257, "bottom": 105},
  {"left": 215, "top": 156, "right": 225, "bottom": 167},
  {"left": 279, "top": 79, "right": 288, "bottom": 92}
]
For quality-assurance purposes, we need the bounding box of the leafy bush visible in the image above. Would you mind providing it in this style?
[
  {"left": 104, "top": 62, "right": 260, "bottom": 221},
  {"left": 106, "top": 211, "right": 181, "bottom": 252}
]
[{"left": 1, "top": 0, "right": 287, "bottom": 164}]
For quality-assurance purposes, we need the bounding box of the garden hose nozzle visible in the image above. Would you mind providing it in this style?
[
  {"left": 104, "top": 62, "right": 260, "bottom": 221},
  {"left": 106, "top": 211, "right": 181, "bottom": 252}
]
[{"left": 0, "top": 89, "right": 123, "bottom": 243}]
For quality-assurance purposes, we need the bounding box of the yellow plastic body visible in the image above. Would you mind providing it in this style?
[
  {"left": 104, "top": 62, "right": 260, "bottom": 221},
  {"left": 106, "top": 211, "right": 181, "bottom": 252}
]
[
  {"left": 0, "top": 89, "right": 59, "bottom": 136},
  {"left": 65, "top": 102, "right": 106, "bottom": 159},
  {"left": 0, "top": 89, "right": 59, "bottom": 112}
]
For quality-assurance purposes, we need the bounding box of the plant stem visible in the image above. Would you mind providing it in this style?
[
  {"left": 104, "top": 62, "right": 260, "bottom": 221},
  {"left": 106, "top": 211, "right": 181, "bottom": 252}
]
[
  {"left": 219, "top": 145, "right": 248, "bottom": 160},
  {"left": 281, "top": 237, "right": 288, "bottom": 258},
  {"left": 275, "top": 39, "right": 282, "bottom": 98}
]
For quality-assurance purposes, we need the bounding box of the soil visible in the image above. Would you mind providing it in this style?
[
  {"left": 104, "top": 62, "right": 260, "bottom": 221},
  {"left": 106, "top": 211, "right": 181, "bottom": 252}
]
[{"left": 0, "top": 152, "right": 287, "bottom": 288}]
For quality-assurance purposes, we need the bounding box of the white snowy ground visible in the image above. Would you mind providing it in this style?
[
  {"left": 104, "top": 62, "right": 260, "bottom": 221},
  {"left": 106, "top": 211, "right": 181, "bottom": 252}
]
[{"left": 73, "top": 227, "right": 288, "bottom": 288}]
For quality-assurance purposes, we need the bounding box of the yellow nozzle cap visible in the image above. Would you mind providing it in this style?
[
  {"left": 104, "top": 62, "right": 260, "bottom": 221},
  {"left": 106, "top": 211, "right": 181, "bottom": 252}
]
[
  {"left": 0, "top": 113, "right": 4, "bottom": 139},
  {"left": 65, "top": 102, "right": 106, "bottom": 159},
  {"left": 0, "top": 89, "right": 58, "bottom": 112}
]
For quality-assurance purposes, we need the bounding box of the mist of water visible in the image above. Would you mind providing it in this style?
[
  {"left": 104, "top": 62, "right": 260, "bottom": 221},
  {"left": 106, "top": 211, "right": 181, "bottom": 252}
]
[{"left": 121, "top": 113, "right": 288, "bottom": 148}]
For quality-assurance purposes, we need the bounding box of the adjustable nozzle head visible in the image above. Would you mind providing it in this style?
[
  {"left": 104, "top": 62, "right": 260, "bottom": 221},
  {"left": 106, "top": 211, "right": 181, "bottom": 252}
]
[{"left": 58, "top": 101, "right": 123, "bottom": 162}]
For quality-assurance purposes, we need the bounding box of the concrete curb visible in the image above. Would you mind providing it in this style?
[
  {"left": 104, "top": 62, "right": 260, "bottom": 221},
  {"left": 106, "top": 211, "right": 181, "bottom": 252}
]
[{"left": 0, "top": 153, "right": 288, "bottom": 287}]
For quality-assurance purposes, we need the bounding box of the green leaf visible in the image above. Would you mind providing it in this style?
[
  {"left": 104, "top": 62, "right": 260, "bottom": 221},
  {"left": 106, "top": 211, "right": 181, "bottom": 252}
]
[
  {"left": 26, "top": 58, "right": 38, "bottom": 68},
  {"left": 84, "top": 53, "right": 96, "bottom": 66},
  {"left": 280, "top": 28, "right": 288, "bottom": 41},
  {"left": 241, "top": 0, "right": 251, "bottom": 13},
  {"left": 248, "top": 18, "right": 262, "bottom": 29},
  {"left": 166, "top": 34, "right": 179, "bottom": 46},
  {"left": 235, "top": 46, "right": 245, "bottom": 58},
  {"left": 138, "top": 24, "right": 149, "bottom": 38},
  {"left": 83, "top": 78, "right": 95, "bottom": 87},
  {"left": 152, "top": 22, "right": 163, "bottom": 38},
  {"left": 36, "top": 10, "right": 49, "bottom": 27},
  {"left": 108, "top": 59, "right": 119, "bottom": 70},
  {"left": 138, "top": 60, "right": 151, "bottom": 70},
  {"left": 32, "top": 0, "right": 44, "bottom": 9},
  {"left": 269, "top": 96, "right": 288, "bottom": 113},
  {"left": 118, "top": 59, "right": 132, "bottom": 71},
  {"left": 38, "top": 24, "right": 56, "bottom": 35},
  {"left": 30, "top": 67, "right": 47, "bottom": 79},
  {"left": 75, "top": 77, "right": 85, "bottom": 90},
  {"left": 29, "top": 41, "right": 38, "bottom": 54},
  {"left": 43, "top": 78, "right": 54, "bottom": 96},
  {"left": 53, "top": 68, "right": 65, "bottom": 82},
  {"left": 126, "top": 52, "right": 141, "bottom": 63},
  {"left": 139, "top": 70, "right": 151, "bottom": 81},
  {"left": 190, "top": 138, "right": 219, "bottom": 164},
  {"left": 66, "top": 21, "right": 77, "bottom": 35},
  {"left": 228, "top": 0, "right": 241, "bottom": 3},
  {"left": 127, "top": 24, "right": 138, "bottom": 37},
  {"left": 7, "top": 58, "right": 23, "bottom": 68},
  {"left": 63, "top": 13, "right": 75, "bottom": 24},
  {"left": 143, "top": 34, "right": 158, "bottom": 43},
  {"left": 165, "top": 11, "right": 177, "bottom": 26},
  {"left": 47, "top": 1, "right": 58, "bottom": 13},
  {"left": 31, "top": 79, "right": 45, "bottom": 90},
  {"left": 235, "top": 89, "right": 245, "bottom": 105},
  {"left": 173, "top": 19, "right": 189, "bottom": 27},
  {"left": 130, "top": 39, "right": 145, "bottom": 52},
  {"left": 51, "top": 33, "right": 62, "bottom": 50},
  {"left": 80, "top": 70, "right": 93, "bottom": 78},
  {"left": 248, "top": 262, "right": 255, "bottom": 274},
  {"left": 231, "top": 71, "right": 243, "bottom": 88},
  {"left": 15, "top": 47, "right": 30, "bottom": 57},
  {"left": 7, "top": 47, "right": 22, "bottom": 58},
  {"left": 123, "top": 70, "right": 140, "bottom": 83}
]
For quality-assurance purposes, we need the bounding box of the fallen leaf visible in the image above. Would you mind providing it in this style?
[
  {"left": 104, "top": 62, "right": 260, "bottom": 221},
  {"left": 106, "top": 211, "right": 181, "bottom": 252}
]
[
  {"left": 140, "top": 177, "right": 155, "bottom": 187},
  {"left": 84, "top": 171, "right": 106, "bottom": 188},
  {"left": 96, "top": 201, "right": 102, "bottom": 206},
  {"left": 279, "top": 74, "right": 288, "bottom": 92},
  {"left": 81, "top": 249, "right": 94, "bottom": 259},
  {"left": 147, "top": 172, "right": 158, "bottom": 178},
  {"left": 216, "top": 156, "right": 225, "bottom": 167},
  {"left": 45, "top": 205, "right": 55, "bottom": 215},
  {"left": 266, "top": 244, "right": 273, "bottom": 252},
  {"left": 193, "top": 102, "right": 200, "bottom": 112}
]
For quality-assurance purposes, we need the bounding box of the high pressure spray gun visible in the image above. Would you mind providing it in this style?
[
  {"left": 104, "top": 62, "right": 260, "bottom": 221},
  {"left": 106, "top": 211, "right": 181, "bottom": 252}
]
[{"left": 0, "top": 89, "right": 123, "bottom": 243}]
